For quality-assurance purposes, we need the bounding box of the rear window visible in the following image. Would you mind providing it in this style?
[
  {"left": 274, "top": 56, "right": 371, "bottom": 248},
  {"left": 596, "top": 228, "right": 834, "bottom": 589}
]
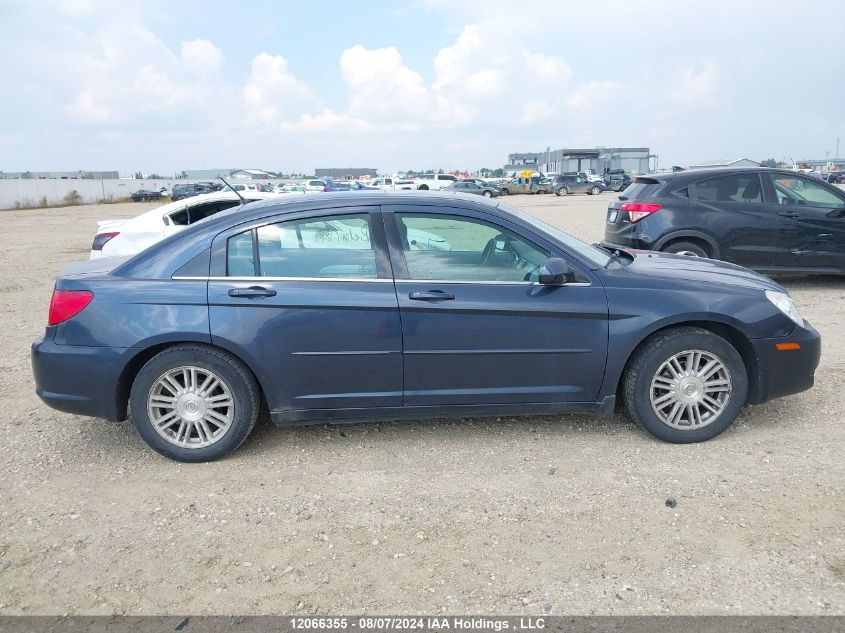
[{"left": 619, "top": 178, "right": 664, "bottom": 200}]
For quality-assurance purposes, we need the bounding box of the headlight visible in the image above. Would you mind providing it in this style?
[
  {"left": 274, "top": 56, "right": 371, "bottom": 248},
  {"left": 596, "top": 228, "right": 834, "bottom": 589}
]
[{"left": 765, "top": 290, "right": 803, "bottom": 326}]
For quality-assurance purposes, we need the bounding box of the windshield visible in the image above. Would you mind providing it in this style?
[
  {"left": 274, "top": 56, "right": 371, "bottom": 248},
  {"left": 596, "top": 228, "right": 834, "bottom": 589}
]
[{"left": 501, "top": 203, "right": 612, "bottom": 267}]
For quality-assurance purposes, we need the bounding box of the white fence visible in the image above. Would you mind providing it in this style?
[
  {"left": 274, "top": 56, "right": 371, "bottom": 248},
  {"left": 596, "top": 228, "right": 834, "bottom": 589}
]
[{"left": 0, "top": 178, "right": 270, "bottom": 210}]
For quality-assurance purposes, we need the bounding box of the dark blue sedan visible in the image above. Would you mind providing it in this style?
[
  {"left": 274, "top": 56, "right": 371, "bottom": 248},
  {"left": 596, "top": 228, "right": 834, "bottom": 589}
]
[{"left": 32, "top": 192, "right": 821, "bottom": 462}]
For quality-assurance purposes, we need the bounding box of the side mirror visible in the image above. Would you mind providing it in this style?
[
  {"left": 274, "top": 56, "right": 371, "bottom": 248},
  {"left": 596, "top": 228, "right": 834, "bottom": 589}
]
[{"left": 538, "top": 257, "right": 575, "bottom": 286}]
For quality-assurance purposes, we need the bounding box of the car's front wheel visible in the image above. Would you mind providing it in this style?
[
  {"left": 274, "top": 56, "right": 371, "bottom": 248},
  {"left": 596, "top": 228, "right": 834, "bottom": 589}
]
[
  {"left": 590, "top": 186, "right": 602, "bottom": 195},
  {"left": 556, "top": 187, "right": 568, "bottom": 196},
  {"left": 482, "top": 190, "right": 493, "bottom": 197},
  {"left": 623, "top": 327, "right": 747, "bottom": 443},
  {"left": 129, "top": 345, "right": 260, "bottom": 462}
]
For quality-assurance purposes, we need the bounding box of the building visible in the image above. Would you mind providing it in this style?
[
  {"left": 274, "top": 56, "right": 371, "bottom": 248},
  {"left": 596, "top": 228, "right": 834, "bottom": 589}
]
[
  {"left": 505, "top": 147, "right": 652, "bottom": 176},
  {"left": 688, "top": 158, "right": 761, "bottom": 169},
  {"left": 180, "top": 169, "right": 236, "bottom": 180},
  {"left": 230, "top": 169, "right": 278, "bottom": 180},
  {"left": 0, "top": 170, "right": 120, "bottom": 179},
  {"left": 315, "top": 167, "right": 378, "bottom": 179},
  {"left": 503, "top": 153, "right": 541, "bottom": 172}
]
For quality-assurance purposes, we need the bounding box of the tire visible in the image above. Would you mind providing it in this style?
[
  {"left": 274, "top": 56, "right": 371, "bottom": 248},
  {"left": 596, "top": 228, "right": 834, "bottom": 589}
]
[
  {"left": 500, "top": 188, "right": 510, "bottom": 195},
  {"left": 663, "top": 241, "right": 709, "bottom": 258},
  {"left": 590, "top": 186, "right": 601, "bottom": 195},
  {"left": 482, "top": 190, "right": 493, "bottom": 198},
  {"left": 556, "top": 187, "right": 568, "bottom": 196},
  {"left": 622, "top": 327, "right": 747, "bottom": 444},
  {"left": 418, "top": 184, "right": 429, "bottom": 191},
  {"left": 129, "top": 344, "right": 260, "bottom": 462}
]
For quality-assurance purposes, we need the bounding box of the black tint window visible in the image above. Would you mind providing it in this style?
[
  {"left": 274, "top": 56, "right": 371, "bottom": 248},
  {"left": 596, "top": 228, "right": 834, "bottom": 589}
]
[{"left": 692, "top": 174, "right": 762, "bottom": 203}]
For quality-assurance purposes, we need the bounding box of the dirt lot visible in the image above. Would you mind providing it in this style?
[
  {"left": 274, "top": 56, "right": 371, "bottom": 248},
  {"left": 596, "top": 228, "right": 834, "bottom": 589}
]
[{"left": 0, "top": 193, "right": 842, "bottom": 615}]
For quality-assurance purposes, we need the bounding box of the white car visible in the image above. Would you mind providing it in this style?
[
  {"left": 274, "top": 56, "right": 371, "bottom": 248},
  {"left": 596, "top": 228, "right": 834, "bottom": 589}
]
[
  {"left": 90, "top": 191, "right": 278, "bottom": 259},
  {"left": 274, "top": 184, "right": 307, "bottom": 194},
  {"left": 413, "top": 174, "right": 458, "bottom": 190},
  {"left": 369, "top": 177, "right": 416, "bottom": 191},
  {"left": 303, "top": 179, "right": 327, "bottom": 192}
]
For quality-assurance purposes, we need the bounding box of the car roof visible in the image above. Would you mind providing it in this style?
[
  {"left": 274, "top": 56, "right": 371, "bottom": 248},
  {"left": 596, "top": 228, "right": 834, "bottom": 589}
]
[
  {"left": 113, "top": 192, "right": 502, "bottom": 279},
  {"left": 641, "top": 167, "right": 812, "bottom": 183}
]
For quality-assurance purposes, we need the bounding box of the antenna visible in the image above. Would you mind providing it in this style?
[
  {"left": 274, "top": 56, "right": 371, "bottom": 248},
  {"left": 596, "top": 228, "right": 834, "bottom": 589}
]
[{"left": 219, "top": 176, "right": 246, "bottom": 205}]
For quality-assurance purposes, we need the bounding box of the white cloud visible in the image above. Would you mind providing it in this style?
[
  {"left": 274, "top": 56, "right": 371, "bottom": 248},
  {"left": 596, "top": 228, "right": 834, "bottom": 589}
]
[
  {"left": 522, "top": 50, "right": 572, "bottom": 81},
  {"left": 242, "top": 53, "right": 317, "bottom": 126},
  {"left": 520, "top": 101, "right": 553, "bottom": 125},
  {"left": 340, "top": 45, "right": 430, "bottom": 121},
  {"left": 673, "top": 66, "right": 719, "bottom": 107},
  {"left": 54, "top": 0, "right": 93, "bottom": 16},
  {"left": 65, "top": 90, "right": 109, "bottom": 123},
  {"left": 180, "top": 39, "right": 224, "bottom": 75},
  {"left": 567, "top": 81, "right": 621, "bottom": 110}
]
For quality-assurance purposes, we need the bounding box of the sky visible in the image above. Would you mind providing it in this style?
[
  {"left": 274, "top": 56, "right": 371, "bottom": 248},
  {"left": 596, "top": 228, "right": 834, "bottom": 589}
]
[{"left": 0, "top": 0, "right": 843, "bottom": 175}]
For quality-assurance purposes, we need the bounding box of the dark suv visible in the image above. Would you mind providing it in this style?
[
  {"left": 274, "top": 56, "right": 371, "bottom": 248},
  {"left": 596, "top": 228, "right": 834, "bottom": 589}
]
[
  {"left": 602, "top": 168, "right": 845, "bottom": 274},
  {"left": 551, "top": 173, "right": 605, "bottom": 196}
]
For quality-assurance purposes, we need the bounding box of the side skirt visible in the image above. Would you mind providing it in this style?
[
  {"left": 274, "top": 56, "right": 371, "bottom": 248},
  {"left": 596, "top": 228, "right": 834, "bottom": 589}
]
[{"left": 270, "top": 399, "right": 612, "bottom": 427}]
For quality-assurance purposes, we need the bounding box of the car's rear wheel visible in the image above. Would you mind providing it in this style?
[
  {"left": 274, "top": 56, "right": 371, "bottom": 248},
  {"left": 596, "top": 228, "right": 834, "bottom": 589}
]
[
  {"left": 129, "top": 345, "right": 259, "bottom": 462},
  {"left": 482, "top": 190, "right": 493, "bottom": 197},
  {"left": 590, "top": 186, "right": 602, "bottom": 195},
  {"left": 623, "top": 327, "right": 747, "bottom": 443},
  {"left": 556, "top": 187, "right": 568, "bottom": 196},
  {"left": 663, "top": 241, "right": 709, "bottom": 258},
  {"left": 418, "top": 184, "right": 429, "bottom": 191}
]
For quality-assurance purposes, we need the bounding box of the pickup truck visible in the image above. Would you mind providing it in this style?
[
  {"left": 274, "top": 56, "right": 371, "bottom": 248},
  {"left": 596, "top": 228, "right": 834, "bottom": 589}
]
[
  {"left": 369, "top": 176, "right": 416, "bottom": 191},
  {"left": 499, "top": 177, "right": 550, "bottom": 195},
  {"left": 413, "top": 174, "right": 458, "bottom": 190}
]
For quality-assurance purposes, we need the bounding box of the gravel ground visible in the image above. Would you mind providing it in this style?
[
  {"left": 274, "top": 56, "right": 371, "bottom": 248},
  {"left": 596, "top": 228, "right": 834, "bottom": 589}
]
[{"left": 0, "top": 193, "right": 842, "bottom": 615}]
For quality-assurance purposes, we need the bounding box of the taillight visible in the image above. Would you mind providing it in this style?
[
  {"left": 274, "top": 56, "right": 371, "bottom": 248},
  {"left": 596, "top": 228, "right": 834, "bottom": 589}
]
[
  {"left": 323, "top": 185, "right": 329, "bottom": 192},
  {"left": 92, "top": 231, "right": 120, "bottom": 251},
  {"left": 48, "top": 289, "right": 93, "bottom": 326},
  {"left": 620, "top": 202, "right": 662, "bottom": 222}
]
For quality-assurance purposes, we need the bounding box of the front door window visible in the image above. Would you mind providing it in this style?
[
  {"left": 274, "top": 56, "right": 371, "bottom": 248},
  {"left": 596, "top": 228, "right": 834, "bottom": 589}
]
[{"left": 394, "top": 213, "right": 549, "bottom": 282}]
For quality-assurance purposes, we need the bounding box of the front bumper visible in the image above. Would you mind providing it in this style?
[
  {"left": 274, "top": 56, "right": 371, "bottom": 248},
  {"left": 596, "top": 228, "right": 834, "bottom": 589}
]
[
  {"left": 31, "top": 334, "right": 128, "bottom": 421},
  {"left": 750, "top": 321, "right": 821, "bottom": 404}
]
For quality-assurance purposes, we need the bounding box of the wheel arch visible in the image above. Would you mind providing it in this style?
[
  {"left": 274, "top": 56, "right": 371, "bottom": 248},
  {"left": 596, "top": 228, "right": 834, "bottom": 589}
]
[
  {"left": 607, "top": 319, "right": 762, "bottom": 409},
  {"left": 115, "top": 341, "right": 270, "bottom": 421},
  {"left": 653, "top": 230, "right": 721, "bottom": 259}
]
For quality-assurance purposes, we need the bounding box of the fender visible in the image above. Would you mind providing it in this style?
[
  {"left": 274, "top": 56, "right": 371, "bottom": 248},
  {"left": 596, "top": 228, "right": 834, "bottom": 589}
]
[
  {"left": 653, "top": 229, "right": 721, "bottom": 259},
  {"left": 597, "top": 311, "right": 764, "bottom": 403}
]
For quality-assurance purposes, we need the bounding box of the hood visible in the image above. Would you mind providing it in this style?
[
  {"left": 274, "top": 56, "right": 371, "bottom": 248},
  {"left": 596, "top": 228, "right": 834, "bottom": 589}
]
[
  {"left": 60, "top": 255, "right": 133, "bottom": 278},
  {"left": 622, "top": 250, "right": 786, "bottom": 292}
]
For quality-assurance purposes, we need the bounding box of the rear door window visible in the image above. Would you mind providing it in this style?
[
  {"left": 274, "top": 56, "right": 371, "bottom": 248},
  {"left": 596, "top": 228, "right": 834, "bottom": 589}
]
[
  {"left": 691, "top": 174, "right": 763, "bottom": 203},
  {"left": 227, "top": 214, "right": 377, "bottom": 279}
]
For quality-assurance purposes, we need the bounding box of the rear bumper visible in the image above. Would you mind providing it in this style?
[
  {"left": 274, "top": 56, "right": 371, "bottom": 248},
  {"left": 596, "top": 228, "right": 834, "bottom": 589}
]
[
  {"left": 750, "top": 321, "right": 821, "bottom": 403},
  {"left": 31, "top": 335, "right": 127, "bottom": 421}
]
